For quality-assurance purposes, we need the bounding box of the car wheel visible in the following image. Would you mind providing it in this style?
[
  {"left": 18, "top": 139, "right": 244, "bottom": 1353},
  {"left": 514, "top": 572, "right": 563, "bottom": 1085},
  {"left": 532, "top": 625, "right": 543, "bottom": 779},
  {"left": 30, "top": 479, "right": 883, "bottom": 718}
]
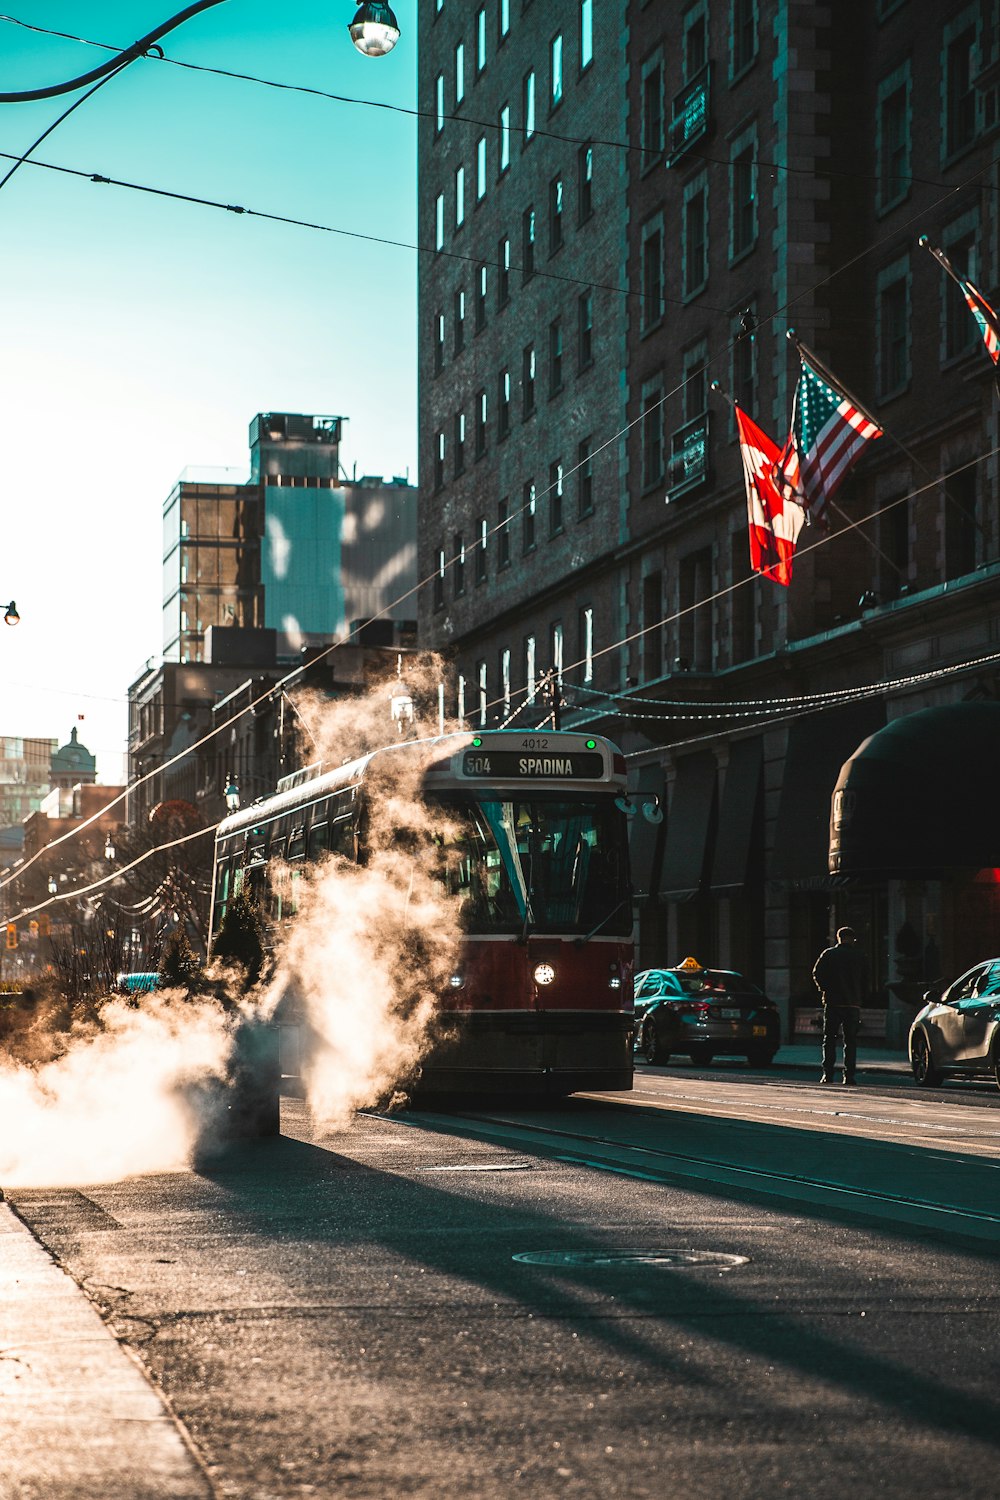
[
  {"left": 911, "top": 1031, "right": 942, "bottom": 1088},
  {"left": 747, "top": 1047, "right": 776, "bottom": 1067},
  {"left": 992, "top": 1042, "right": 1000, "bottom": 1094},
  {"left": 688, "top": 1044, "right": 714, "bottom": 1066},
  {"left": 641, "top": 1021, "right": 669, "bottom": 1066}
]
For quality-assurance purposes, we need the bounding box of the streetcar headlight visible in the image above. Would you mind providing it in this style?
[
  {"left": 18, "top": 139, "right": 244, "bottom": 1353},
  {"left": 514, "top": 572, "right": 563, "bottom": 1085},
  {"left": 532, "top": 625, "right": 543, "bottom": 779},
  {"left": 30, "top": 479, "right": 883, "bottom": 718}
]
[
  {"left": 609, "top": 976, "right": 622, "bottom": 989},
  {"left": 533, "top": 963, "right": 555, "bottom": 986},
  {"left": 449, "top": 972, "right": 465, "bottom": 989}
]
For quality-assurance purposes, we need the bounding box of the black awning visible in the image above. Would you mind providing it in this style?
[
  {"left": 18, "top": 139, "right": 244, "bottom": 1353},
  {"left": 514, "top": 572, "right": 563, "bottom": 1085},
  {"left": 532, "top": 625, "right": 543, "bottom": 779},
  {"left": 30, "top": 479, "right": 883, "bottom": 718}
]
[
  {"left": 710, "top": 736, "right": 763, "bottom": 894},
  {"left": 830, "top": 702, "right": 1000, "bottom": 878},
  {"left": 659, "top": 751, "right": 717, "bottom": 900},
  {"left": 627, "top": 764, "right": 666, "bottom": 898},
  {"left": 771, "top": 701, "right": 886, "bottom": 883}
]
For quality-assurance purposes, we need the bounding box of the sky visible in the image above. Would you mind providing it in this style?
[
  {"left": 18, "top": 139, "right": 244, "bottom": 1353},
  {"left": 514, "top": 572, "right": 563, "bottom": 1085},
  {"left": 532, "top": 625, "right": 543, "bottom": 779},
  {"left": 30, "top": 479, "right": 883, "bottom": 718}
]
[{"left": 0, "top": 2, "right": 417, "bottom": 783}]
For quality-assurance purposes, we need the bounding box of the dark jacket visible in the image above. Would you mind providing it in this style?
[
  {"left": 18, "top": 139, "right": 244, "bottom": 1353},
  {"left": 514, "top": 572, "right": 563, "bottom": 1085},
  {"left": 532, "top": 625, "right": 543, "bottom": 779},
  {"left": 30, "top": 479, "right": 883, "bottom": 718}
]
[{"left": 813, "top": 942, "right": 867, "bottom": 1007}]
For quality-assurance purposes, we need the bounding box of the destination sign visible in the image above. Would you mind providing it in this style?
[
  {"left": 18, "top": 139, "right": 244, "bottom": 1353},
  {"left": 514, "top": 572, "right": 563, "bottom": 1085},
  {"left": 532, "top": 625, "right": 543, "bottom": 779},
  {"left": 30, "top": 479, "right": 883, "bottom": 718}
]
[{"left": 462, "top": 750, "right": 605, "bottom": 780}]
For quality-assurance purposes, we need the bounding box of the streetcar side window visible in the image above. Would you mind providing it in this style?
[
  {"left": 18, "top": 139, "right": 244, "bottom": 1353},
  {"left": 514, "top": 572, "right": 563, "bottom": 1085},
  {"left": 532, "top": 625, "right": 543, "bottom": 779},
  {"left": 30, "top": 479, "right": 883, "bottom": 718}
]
[
  {"left": 212, "top": 857, "right": 232, "bottom": 932},
  {"left": 307, "top": 822, "right": 330, "bottom": 860},
  {"left": 330, "top": 815, "right": 355, "bottom": 859},
  {"left": 287, "top": 827, "right": 306, "bottom": 861}
]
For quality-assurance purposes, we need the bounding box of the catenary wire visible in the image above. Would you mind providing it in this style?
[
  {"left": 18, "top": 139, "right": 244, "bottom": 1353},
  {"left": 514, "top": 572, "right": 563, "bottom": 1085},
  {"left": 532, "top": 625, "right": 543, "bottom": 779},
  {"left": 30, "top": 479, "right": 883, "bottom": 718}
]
[{"left": 2, "top": 13, "right": 997, "bottom": 197}]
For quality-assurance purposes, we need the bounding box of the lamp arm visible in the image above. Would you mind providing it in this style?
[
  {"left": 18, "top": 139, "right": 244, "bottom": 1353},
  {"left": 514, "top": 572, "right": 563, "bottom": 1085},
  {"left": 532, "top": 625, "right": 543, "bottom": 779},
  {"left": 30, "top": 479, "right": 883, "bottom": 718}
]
[{"left": 0, "top": 0, "right": 231, "bottom": 104}]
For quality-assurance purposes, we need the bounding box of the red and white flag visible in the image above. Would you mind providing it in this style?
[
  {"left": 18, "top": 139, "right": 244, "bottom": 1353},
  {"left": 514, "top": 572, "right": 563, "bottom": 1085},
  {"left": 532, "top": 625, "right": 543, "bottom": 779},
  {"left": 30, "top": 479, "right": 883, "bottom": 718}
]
[{"left": 735, "top": 404, "right": 805, "bottom": 587}]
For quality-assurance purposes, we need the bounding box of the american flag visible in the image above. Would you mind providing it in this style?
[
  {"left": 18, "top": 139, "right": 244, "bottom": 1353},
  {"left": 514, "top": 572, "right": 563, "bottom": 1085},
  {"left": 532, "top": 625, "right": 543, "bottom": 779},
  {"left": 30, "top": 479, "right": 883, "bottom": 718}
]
[
  {"left": 773, "top": 356, "right": 883, "bottom": 523},
  {"left": 961, "top": 277, "right": 1000, "bottom": 366},
  {"left": 735, "top": 404, "right": 804, "bottom": 587}
]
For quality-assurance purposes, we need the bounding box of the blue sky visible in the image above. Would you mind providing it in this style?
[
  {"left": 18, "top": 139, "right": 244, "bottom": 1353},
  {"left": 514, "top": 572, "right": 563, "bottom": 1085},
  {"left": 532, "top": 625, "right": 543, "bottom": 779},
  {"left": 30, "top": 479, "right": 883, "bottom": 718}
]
[{"left": 0, "top": 2, "right": 417, "bottom": 781}]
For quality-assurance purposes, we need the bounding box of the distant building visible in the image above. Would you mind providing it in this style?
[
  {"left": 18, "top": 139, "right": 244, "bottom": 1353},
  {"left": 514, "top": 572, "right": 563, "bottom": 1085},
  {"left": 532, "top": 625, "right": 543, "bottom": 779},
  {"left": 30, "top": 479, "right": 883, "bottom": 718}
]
[
  {"left": 0, "top": 736, "right": 58, "bottom": 831},
  {"left": 49, "top": 726, "right": 97, "bottom": 791},
  {"left": 161, "top": 412, "right": 418, "bottom": 662}
]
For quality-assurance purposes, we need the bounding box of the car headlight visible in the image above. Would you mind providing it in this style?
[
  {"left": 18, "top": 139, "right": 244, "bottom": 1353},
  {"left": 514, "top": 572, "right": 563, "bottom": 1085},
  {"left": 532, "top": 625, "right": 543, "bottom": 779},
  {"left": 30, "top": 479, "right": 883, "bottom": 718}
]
[{"left": 449, "top": 973, "right": 465, "bottom": 989}]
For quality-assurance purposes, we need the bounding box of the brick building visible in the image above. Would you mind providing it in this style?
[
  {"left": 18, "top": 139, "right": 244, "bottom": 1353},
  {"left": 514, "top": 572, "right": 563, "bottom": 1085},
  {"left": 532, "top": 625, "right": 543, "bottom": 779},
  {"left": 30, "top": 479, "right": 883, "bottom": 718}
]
[{"left": 418, "top": 0, "right": 1000, "bottom": 1041}]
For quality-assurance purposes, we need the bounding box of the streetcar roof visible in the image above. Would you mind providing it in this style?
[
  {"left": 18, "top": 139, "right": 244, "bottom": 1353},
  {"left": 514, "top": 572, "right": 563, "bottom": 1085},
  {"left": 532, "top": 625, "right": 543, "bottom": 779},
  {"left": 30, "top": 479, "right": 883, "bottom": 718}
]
[{"left": 215, "top": 730, "right": 625, "bottom": 841}]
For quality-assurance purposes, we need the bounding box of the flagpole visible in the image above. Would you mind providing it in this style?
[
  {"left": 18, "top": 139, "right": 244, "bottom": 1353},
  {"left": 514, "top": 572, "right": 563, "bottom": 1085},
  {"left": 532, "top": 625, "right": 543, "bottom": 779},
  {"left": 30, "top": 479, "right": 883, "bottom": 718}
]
[
  {"left": 918, "top": 235, "right": 965, "bottom": 291},
  {"left": 788, "top": 324, "right": 988, "bottom": 549}
]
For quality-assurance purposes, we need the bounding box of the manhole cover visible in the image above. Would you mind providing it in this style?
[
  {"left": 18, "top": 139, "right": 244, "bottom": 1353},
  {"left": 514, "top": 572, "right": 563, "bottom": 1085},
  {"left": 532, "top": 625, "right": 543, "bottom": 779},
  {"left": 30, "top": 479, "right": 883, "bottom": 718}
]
[{"left": 512, "top": 1249, "right": 749, "bottom": 1269}]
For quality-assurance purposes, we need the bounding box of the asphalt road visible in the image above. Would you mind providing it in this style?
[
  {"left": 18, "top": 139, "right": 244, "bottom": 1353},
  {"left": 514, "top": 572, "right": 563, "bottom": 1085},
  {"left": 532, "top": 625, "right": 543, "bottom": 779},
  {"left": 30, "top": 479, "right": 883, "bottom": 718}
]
[{"left": 4, "top": 1065, "right": 1000, "bottom": 1499}]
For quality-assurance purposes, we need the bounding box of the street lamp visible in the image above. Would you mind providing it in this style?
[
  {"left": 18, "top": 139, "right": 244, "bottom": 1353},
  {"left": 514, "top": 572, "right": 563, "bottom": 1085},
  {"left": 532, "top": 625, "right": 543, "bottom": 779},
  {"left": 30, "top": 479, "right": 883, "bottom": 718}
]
[
  {"left": 104, "top": 833, "right": 116, "bottom": 863},
  {"left": 224, "top": 774, "right": 241, "bottom": 813},
  {"left": 3, "top": 600, "right": 19, "bottom": 626},
  {"left": 0, "top": 2, "right": 399, "bottom": 103},
  {"left": 349, "top": 2, "right": 401, "bottom": 56}
]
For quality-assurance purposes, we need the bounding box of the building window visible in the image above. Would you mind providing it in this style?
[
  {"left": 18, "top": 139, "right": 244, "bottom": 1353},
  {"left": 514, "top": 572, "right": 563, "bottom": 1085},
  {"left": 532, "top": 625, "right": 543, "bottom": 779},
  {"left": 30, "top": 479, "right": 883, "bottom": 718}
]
[
  {"left": 454, "top": 534, "right": 466, "bottom": 597},
  {"left": 455, "top": 41, "right": 465, "bottom": 106},
  {"left": 682, "top": 173, "right": 709, "bottom": 299},
  {"left": 578, "top": 437, "right": 594, "bottom": 516},
  {"left": 729, "top": 124, "right": 757, "bottom": 261},
  {"left": 550, "top": 33, "right": 564, "bottom": 109},
  {"left": 434, "top": 430, "right": 446, "bottom": 491},
  {"left": 453, "top": 288, "right": 465, "bottom": 354},
  {"left": 944, "top": 467, "right": 978, "bottom": 579},
  {"left": 941, "top": 213, "right": 980, "bottom": 361},
  {"left": 642, "top": 571, "right": 663, "bottom": 680},
  {"left": 523, "top": 70, "right": 536, "bottom": 141},
  {"left": 641, "top": 215, "right": 665, "bottom": 332},
  {"left": 876, "top": 255, "right": 911, "bottom": 399},
  {"left": 501, "top": 647, "right": 511, "bottom": 716},
  {"left": 678, "top": 547, "right": 713, "bottom": 670},
  {"left": 498, "top": 499, "right": 511, "bottom": 568},
  {"left": 498, "top": 367, "right": 511, "bottom": 438},
  {"left": 475, "top": 387, "right": 488, "bottom": 458},
  {"left": 475, "top": 263, "right": 488, "bottom": 331},
  {"left": 499, "top": 104, "right": 511, "bottom": 173},
  {"left": 523, "top": 480, "right": 537, "bottom": 551},
  {"left": 578, "top": 142, "right": 593, "bottom": 221},
  {"left": 549, "top": 460, "right": 564, "bottom": 534},
  {"left": 641, "top": 50, "right": 664, "bottom": 166},
  {"left": 522, "top": 344, "right": 536, "bottom": 416},
  {"left": 730, "top": 530, "right": 756, "bottom": 664},
  {"left": 730, "top": 0, "right": 757, "bottom": 80},
  {"left": 876, "top": 62, "right": 911, "bottom": 213},
  {"left": 475, "top": 515, "right": 488, "bottom": 583},
  {"left": 435, "top": 73, "right": 445, "bottom": 133},
  {"left": 549, "top": 319, "right": 563, "bottom": 395},
  {"left": 455, "top": 165, "right": 466, "bottom": 228},
  {"left": 434, "top": 310, "right": 445, "bottom": 375},
  {"left": 476, "top": 136, "right": 488, "bottom": 201},
  {"left": 434, "top": 546, "right": 446, "bottom": 610},
  {"left": 578, "top": 289, "right": 594, "bottom": 368},
  {"left": 457, "top": 673, "right": 466, "bottom": 722},
  {"left": 684, "top": 3, "right": 708, "bottom": 79},
  {"left": 580, "top": 0, "right": 593, "bottom": 72},
  {"left": 498, "top": 236, "right": 511, "bottom": 306},
  {"left": 551, "top": 621, "right": 564, "bottom": 686},
  {"left": 477, "top": 660, "right": 488, "bottom": 726},
  {"left": 454, "top": 413, "right": 466, "bottom": 477},
  {"left": 522, "top": 206, "right": 536, "bottom": 280},
  {"left": 525, "top": 634, "right": 537, "bottom": 703},
  {"left": 581, "top": 606, "right": 594, "bottom": 682},
  {"left": 476, "top": 6, "right": 487, "bottom": 73},
  {"left": 682, "top": 339, "right": 708, "bottom": 423},
  {"left": 641, "top": 375, "right": 665, "bottom": 491},
  {"left": 549, "top": 175, "right": 564, "bottom": 253},
  {"left": 943, "top": 9, "right": 979, "bottom": 161},
  {"left": 731, "top": 305, "right": 757, "bottom": 424},
  {"left": 499, "top": 0, "right": 510, "bottom": 44},
  {"left": 435, "top": 193, "right": 444, "bottom": 251}
]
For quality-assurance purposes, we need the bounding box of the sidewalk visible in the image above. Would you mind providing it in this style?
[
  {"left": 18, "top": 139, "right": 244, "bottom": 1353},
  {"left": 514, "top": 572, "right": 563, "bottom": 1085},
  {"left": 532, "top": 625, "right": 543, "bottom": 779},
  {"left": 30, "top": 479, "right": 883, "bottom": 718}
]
[{"left": 775, "top": 1039, "right": 911, "bottom": 1076}]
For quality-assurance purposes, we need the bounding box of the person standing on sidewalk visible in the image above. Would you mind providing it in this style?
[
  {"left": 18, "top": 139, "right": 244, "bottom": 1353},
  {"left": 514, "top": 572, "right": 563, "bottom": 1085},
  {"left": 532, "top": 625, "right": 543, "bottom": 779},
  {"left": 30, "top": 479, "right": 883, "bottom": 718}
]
[{"left": 812, "top": 926, "right": 867, "bottom": 1085}]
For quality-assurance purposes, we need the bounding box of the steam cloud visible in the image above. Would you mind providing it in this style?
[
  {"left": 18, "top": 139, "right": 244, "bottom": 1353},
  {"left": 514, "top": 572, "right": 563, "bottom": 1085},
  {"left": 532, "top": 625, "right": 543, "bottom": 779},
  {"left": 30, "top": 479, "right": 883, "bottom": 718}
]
[{"left": 0, "top": 658, "right": 467, "bottom": 1186}]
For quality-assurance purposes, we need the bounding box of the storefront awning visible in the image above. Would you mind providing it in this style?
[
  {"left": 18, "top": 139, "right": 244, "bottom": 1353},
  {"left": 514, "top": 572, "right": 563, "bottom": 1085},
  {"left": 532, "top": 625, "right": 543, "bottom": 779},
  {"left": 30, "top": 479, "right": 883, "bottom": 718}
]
[
  {"left": 659, "top": 751, "right": 717, "bottom": 900},
  {"left": 771, "top": 702, "right": 885, "bottom": 883},
  {"left": 830, "top": 702, "right": 1000, "bottom": 878},
  {"left": 710, "top": 736, "right": 763, "bottom": 894}
]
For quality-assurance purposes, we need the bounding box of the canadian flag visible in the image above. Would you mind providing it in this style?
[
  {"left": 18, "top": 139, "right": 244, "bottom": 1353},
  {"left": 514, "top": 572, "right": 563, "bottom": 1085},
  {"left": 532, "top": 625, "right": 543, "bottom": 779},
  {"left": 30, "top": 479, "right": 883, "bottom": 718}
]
[{"left": 735, "top": 404, "right": 805, "bottom": 587}]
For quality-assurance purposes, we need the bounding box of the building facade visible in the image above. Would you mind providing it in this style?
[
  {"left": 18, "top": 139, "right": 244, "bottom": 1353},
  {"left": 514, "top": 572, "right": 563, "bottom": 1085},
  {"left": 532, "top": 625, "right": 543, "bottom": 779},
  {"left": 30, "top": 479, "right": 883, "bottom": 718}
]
[
  {"left": 418, "top": 0, "right": 1000, "bottom": 1041},
  {"left": 0, "top": 736, "right": 57, "bottom": 833},
  {"left": 162, "top": 412, "right": 418, "bottom": 663}
]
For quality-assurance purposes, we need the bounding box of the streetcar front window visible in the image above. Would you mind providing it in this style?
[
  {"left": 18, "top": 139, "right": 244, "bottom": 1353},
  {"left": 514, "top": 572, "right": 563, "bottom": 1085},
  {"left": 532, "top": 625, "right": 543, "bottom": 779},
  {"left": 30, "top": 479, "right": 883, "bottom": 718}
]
[{"left": 438, "top": 796, "right": 630, "bottom": 936}]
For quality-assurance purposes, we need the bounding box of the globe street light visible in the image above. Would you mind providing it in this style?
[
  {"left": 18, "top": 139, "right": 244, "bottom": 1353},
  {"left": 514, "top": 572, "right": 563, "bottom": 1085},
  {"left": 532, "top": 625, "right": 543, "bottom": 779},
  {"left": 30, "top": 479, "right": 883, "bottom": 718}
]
[
  {"left": 0, "top": 2, "right": 399, "bottom": 103},
  {"left": 3, "top": 601, "right": 18, "bottom": 626}
]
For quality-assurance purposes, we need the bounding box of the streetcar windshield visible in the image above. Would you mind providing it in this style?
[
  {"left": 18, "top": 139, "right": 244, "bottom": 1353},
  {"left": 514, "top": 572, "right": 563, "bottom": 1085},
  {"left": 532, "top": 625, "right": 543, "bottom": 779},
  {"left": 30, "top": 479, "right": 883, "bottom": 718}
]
[{"left": 437, "top": 795, "right": 630, "bottom": 936}]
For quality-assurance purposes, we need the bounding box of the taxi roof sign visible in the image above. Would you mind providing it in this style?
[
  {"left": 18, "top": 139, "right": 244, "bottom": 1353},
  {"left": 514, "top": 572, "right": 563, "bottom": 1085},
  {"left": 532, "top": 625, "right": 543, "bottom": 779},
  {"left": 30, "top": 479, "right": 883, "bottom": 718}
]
[{"left": 677, "top": 956, "right": 703, "bottom": 971}]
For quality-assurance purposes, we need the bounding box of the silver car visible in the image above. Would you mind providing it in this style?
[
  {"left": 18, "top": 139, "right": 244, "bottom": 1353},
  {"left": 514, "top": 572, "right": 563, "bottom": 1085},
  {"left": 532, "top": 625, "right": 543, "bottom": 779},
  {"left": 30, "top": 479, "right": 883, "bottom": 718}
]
[{"left": 909, "top": 958, "right": 1000, "bottom": 1091}]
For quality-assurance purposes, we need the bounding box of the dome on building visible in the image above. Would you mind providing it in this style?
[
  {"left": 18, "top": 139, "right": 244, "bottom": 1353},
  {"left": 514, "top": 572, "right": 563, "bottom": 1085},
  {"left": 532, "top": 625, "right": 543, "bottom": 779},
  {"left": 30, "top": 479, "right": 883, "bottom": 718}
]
[{"left": 50, "top": 725, "right": 97, "bottom": 785}]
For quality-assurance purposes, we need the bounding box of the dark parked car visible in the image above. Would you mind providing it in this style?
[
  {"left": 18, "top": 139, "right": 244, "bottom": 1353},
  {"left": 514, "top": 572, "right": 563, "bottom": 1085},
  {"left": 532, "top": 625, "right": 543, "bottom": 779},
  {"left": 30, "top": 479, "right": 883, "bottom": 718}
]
[
  {"left": 909, "top": 959, "right": 1000, "bottom": 1091},
  {"left": 633, "top": 959, "right": 780, "bottom": 1067}
]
